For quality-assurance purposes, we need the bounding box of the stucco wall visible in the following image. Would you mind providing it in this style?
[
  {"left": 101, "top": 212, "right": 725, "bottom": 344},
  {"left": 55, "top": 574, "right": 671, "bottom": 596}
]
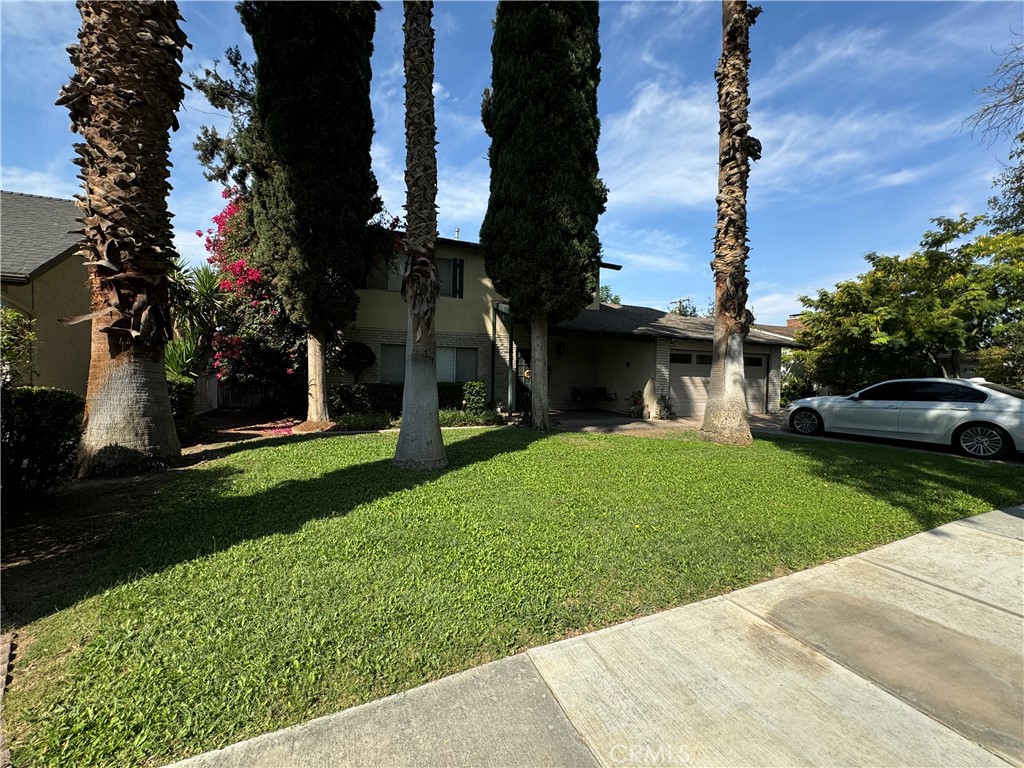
[
  {"left": 2, "top": 255, "right": 90, "bottom": 395},
  {"left": 353, "top": 242, "right": 503, "bottom": 336}
]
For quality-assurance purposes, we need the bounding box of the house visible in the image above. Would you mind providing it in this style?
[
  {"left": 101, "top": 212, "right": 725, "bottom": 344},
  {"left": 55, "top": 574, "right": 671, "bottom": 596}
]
[
  {"left": 1, "top": 191, "right": 90, "bottom": 395},
  {"left": 341, "top": 237, "right": 798, "bottom": 419}
]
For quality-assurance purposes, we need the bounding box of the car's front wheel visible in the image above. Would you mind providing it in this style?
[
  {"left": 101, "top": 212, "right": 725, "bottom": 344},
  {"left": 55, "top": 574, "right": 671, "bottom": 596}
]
[
  {"left": 790, "top": 408, "right": 824, "bottom": 435},
  {"left": 953, "top": 423, "right": 1012, "bottom": 460}
]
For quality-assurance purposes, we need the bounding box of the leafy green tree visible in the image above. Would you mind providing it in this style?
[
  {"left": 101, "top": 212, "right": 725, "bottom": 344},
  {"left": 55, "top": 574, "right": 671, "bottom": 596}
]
[
  {"left": 668, "top": 298, "right": 699, "bottom": 317},
  {"left": 481, "top": 1, "right": 607, "bottom": 431},
  {"left": 0, "top": 308, "right": 35, "bottom": 387},
  {"left": 701, "top": 0, "right": 762, "bottom": 447},
  {"left": 988, "top": 133, "right": 1024, "bottom": 236},
  {"left": 58, "top": 0, "right": 187, "bottom": 476},
  {"left": 794, "top": 215, "right": 1024, "bottom": 392},
  {"left": 239, "top": 1, "right": 382, "bottom": 424},
  {"left": 599, "top": 284, "right": 621, "bottom": 304}
]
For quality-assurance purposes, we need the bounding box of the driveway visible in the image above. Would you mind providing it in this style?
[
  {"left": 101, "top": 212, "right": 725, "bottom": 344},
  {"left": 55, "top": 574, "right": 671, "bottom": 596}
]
[{"left": 549, "top": 408, "right": 785, "bottom": 436}]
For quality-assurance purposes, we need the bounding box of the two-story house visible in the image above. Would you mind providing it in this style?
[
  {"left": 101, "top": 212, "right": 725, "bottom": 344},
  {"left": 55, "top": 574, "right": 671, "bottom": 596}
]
[{"left": 340, "top": 236, "right": 796, "bottom": 419}]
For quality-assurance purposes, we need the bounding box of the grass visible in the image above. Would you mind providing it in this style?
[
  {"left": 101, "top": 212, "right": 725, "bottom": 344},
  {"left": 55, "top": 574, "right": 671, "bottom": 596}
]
[{"left": 3, "top": 427, "right": 1021, "bottom": 767}]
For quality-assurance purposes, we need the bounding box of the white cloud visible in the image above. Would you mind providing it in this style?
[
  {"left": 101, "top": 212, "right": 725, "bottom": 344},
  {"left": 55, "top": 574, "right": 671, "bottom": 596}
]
[
  {"left": 600, "top": 80, "right": 718, "bottom": 211},
  {"left": 0, "top": 166, "right": 77, "bottom": 199},
  {"left": 432, "top": 81, "right": 449, "bottom": 101},
  {"left": 0, "top": 1, "right": 78, "bottom": 103},
  {"left": 437, "top": 168, "right": 489, "bottom": 236},
  {"left": 601, "top": 221, "right": 700, "bottom": 276}
]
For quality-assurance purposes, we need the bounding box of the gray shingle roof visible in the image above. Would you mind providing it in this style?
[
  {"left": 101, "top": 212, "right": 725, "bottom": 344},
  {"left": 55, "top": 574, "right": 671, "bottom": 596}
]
[
  {"left": 554, "top": 303, "right": 799, "bottom": 347},
  {"left": 1, "top": 191, "right": 81, "bottom": 280}
]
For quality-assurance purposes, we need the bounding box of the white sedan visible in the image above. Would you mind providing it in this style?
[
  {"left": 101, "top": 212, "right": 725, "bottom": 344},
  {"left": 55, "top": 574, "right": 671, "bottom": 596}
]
[{"left": 783, "top": 378, "right": 1024, "bottom": 460}]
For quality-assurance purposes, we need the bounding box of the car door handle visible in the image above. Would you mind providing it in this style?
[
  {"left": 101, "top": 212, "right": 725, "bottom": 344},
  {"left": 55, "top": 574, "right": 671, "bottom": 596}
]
[{"left": 882, "top": 405, "right": 899, "bottom": 409}]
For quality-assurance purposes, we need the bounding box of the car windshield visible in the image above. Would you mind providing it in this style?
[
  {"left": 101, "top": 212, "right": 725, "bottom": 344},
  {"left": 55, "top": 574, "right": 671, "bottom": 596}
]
[{"left": 976, "top": 381, "right": 1024, "bottom": 400}]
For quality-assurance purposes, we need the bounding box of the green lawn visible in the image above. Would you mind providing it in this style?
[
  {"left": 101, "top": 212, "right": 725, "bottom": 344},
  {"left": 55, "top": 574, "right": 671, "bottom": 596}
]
[{"left": 3, "top": 428, "right": 1021, "bottom": 767}]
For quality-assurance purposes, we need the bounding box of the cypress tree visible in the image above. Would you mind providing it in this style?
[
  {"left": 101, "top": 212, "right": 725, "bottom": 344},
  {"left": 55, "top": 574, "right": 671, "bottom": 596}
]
[
  {"left": 480, "top": 1, "right": 607, "bottom": 431},
  {"left": 239, "top": 1, "right": 382, "bottom": 424}
]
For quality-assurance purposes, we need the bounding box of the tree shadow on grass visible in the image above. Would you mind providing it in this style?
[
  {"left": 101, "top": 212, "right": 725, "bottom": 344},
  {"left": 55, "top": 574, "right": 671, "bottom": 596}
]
[
  {"left": 2, "top": 427, "right": 542, "bottom": 628},
  {"left": 757, "top": 432, "right": 1024, "bottom": 531}
]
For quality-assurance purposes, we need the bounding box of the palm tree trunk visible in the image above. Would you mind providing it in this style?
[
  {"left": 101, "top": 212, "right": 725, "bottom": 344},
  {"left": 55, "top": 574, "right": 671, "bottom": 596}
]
[
  {"left": 306, "top": 331, "right": 330, "bottom": 423},
  {"left": 79, "top": 323, "right": 179, "bottom": 476},
  {"left": 394, "top": 0, "right": 447, "bottom": 470},
  {"left": 700, "top": 0, "right": 761, "bottom": 447},
  {"left": 60, "top": 1, "right": 188, "bottom": 476}
]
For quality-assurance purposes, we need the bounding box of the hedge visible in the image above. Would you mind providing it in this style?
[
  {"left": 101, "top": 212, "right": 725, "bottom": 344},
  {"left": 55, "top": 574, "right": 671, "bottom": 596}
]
[
  {"left": 330, "top": 380, "right": 488, "bottom": 418},
  {"left": 1, "top": 386, "right": 84, "bottom": 498},
  {"left": 167, "top": 374, "right": 199, "bottom": 444}
]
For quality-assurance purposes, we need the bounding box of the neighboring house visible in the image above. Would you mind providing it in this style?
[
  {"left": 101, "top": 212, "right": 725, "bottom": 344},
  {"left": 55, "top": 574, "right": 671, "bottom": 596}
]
[
  {"left": 341, "top": 237, "right": 799, "bottom": 419},
  {"left": 1, "top": 191, "right": 90, "bottom": 396}
]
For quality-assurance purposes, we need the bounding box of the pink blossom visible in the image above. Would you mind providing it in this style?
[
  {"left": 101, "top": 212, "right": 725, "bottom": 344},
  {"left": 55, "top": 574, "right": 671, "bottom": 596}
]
[{"left": 286, "top": 368, "right": 294, "bottom": 374}]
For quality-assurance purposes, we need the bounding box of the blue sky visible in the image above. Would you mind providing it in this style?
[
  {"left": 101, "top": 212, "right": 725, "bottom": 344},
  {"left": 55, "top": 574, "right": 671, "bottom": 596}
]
[{"left": 1, "top": 1, "right": 1019, "bottom": 324}]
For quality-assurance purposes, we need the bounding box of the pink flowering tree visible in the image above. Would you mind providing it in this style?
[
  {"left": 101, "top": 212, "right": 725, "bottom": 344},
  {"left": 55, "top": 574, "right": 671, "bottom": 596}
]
[{"left": 201, "top": 190, "right": 307, "bottom": 409}]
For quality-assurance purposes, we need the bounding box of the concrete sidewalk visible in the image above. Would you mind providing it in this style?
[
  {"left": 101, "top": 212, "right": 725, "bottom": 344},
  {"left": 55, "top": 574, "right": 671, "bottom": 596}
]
[{"left": 176, "top": 505, "right": 1024, "bottom": 768}]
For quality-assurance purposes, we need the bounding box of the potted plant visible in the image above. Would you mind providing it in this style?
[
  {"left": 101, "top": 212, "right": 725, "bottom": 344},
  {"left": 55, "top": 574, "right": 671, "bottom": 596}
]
[{"left": 627, "top": 390, "right": 645, "bottom": 418}]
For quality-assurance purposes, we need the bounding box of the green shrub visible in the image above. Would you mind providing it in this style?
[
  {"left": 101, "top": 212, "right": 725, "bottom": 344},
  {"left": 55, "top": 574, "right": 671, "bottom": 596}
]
[
  {"left": 462, "top": 380, "right": 487, "bottom": 413},
  {"left": 331, "top": 341, "right": 376, "bottom": 383},
  {"left": 437, "top": 408, "right": 504, "bottom": 427},
  {"left": 1, "top": 386, "right": 84, "bottom": 498},
  {"left": 330, "top": 383, "right": 404, "bottom": 417},
  {"left": 333, "top": 413, "right": 394, "bottom": 431},
  {"left": 781, "top": 375, "right": 817, "bottom": 407},
  {"left": 436, "top": 382, "right": 464, "bottom": 410},
  {"left": 1, "top": 307, "right": 35, "bottom": 387},
  {"left": 167, "top": 374, "right": 199, "bottom": 444}
]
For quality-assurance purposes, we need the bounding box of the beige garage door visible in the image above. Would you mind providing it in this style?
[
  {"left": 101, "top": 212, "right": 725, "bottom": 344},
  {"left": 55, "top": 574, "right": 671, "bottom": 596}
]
[{"left": 669, "top": 352, "right": 767, "bottom": 417}]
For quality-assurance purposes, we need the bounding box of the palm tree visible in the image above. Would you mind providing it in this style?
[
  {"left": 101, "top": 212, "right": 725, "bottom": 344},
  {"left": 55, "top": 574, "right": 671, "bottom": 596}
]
[
  {"left": 700, "top": 0, "right": 762, "bottom": 447},
  {"left": 394, "top": 0, "right": 447, "bottom": 469},
  {"left": 57, "top": 1, "right": 188, "bottom": 476}
]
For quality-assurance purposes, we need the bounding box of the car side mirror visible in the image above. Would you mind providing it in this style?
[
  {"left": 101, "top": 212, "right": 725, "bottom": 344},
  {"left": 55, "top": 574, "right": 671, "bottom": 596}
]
[{"left": 847, "top": 394, "right": 860, "bottom": 402}]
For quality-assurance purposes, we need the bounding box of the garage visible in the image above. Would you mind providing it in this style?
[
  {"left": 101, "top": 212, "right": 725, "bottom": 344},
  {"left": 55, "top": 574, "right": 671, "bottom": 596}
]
[{"left": 669, "top": 351, "right": 768, "bottom": 417}]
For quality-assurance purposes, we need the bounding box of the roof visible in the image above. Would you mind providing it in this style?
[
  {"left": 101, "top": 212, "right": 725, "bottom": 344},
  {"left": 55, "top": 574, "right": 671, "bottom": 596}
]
[
  {"left": 1, "top": 190, "right": 82, "bottom": 281},
  {"left": 751, "top": 323, "right": 799, "bottom": 342},
  {"left": 554, "top": 303, "right": 800, "bottom": 347}
]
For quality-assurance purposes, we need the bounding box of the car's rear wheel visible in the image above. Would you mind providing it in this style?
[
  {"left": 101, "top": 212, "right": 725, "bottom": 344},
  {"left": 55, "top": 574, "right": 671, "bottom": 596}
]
[
  {"left": 790, "top": 408, "right": 824, "bottom": 435},
  {"left": 953, "top": 423, "right": 1012, "bottom": 460}
]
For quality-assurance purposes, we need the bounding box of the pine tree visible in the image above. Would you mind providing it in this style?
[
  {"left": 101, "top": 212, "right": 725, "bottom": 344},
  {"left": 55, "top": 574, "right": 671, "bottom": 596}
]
[
  {"left": 239, "top": 1, "right": 382, "bottom": 424},
  {"left": 481, "top": 1, "right": 607, "bottom": 432},
  {"left": 700, "top": 0, "right": 761, "bottom": 446}
]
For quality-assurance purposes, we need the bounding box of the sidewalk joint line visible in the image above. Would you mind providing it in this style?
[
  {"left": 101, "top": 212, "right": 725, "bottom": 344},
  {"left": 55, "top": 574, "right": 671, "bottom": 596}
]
[
  {"left": 723, "top": 596, "right": 1014, "bottom": 766},
  {"left": 524, "top": 651, "right": 606, "bottom": 768},
  {"left": 854, "top": 556, "right": 1024, "bottom": 619}
]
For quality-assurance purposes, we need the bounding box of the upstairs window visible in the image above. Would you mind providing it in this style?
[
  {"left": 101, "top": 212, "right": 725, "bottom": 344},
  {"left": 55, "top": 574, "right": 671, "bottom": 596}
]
[{"left": 365, "top": 256, "right": 464, "bottom": 298}]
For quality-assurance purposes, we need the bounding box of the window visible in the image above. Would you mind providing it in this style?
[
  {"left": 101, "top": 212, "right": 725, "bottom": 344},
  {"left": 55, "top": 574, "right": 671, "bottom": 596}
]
[
  {"left": 695, "top": 354, "right": 713, "bottom": 366},
  {"left": 670, "top": 353, "right": 692, "bottom": 364},
  {"left": 379, "top": 344, "right": 477, "bottom": 384},
  {"left": 365, "top": 257, "right": 464, "bottom": 298},
  {"left": 380, "top": 344, "right": 406, "bottom": 383},
  {"left": 857, "top": 381, "right": 916, "bottom": 401},
  {"left": 909, "top": 382, "right": 986, "bottom": 403},
  {"left": 437, "top": 347, "right": 478, "bottom": 382},
  {"left": 743, "top": 356, "right": 763, "bottom": 367}
]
